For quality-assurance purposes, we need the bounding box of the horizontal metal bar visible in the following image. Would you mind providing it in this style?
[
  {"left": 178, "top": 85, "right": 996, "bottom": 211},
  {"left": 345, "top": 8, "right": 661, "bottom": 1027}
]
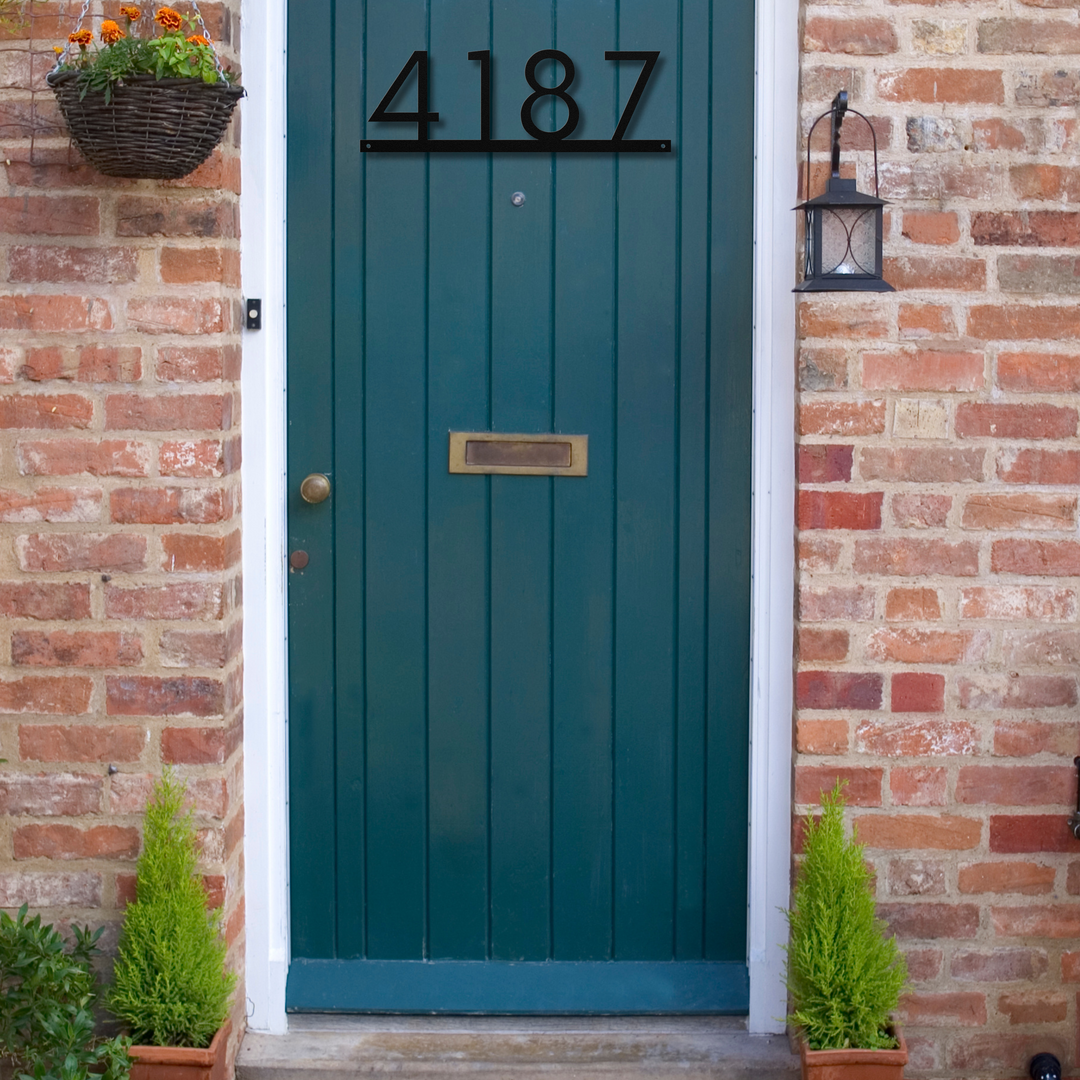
[{"left": 362, "top": 139, "right": 671, "bottom": 154}]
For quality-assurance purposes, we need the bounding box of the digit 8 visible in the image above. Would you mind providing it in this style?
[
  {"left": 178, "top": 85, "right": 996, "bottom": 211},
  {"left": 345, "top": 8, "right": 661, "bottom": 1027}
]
[{"left": 520, "top": 50, "right": 579, "bottom": 141}]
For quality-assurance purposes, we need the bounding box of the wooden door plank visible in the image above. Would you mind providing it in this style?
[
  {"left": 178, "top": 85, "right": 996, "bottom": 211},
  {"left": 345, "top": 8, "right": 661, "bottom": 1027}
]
[
  {"left": 426, "top": 0, "right": 494, "bottom": 961},
  {"left": 489, "top": 0, "right": 555, "bottom": 963},
  {"left": 361, "top": 0, "right": 432, "bottom": 961},
  {"left": 550, "top": 1, "right": 617, "bottom": 963},
  {"left": 286, "top": 0, "right": 337, "bottom": 961}
]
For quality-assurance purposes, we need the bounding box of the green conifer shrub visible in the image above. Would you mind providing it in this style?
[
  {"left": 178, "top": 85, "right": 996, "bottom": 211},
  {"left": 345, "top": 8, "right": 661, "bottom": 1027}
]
[
  {"left": 785, "top": 783, "right": 908, "bottom": 1051},
  {"left": 108, "top": 770, "right": 235, "bottom": 1049}
]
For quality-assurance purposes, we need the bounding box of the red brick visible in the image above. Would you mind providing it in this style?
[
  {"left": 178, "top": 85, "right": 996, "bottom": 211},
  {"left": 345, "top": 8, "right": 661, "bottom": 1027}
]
[
  {"left": 0, "top": 582, "right": 90, "bottom": 621},
  {"left": 901, "top": 211, "right": 960, "bottom": 245},
  {"left": 905, "top": 949, "right": 943, "bottom": 982},
  {"left": 1011, "top": 163, "right": 1080, "bottom": 200},
  {"left": 963, "top": 492, "right": 1076, "bottom": 530},
  {"left": 797, "top": 671, "right": 883, "bottom": 710},
  {"left": 0, "top": 872, "right": 101, "bottom": 909},
  {"left": 111, "top": 487, "right": 226, "bottom": 526},
  {"left": 979, "top": 18, "right": 1080, "bottom": 53},
  {"left": 998, "top": 991, "right": 1068, "bottom": 1024},
  {"left": 972, "top": 118, "right": 1041, "bottom": 152},
  {"left": 16, "top": 534, "right": 146, "bottom": 574},
  {"left": 859, "top": 447, "right": 984, "bottom": 482},
  {"left": 105, "top": 393, "right": 232, "bottom": 431},
  {"left": 799, "top": 584, "right": 875, "bottom": 622},
  {"left": 891, "top": 673, "right": 945, "bottom": 713},
  {"left": 973, "top": 211, "right": 1080, "bottom": 247},
  {"left": 156, "top": 346, "right": 234, "bottom": 383},
  {"left": 878, "top": 68, "right": 1004, "bottom": 104},
  {"left": 958, "top": 862, "right": 1056, "bottom": 895},
  {"left": 952, "top": 947, "right": 1049, "bottom": 981},
  {"left": 12, "top": 631, "right": 142, "bottom": 668},
  {"left": 891, "top": 767, "right": 947, "bottom": 806},
  {"left": 13, "top": 824, "right": 140, "bottom": 861},
  {"left": 949, "top": 1035, "right": 1035, "bottom": 1074},
  {"left": 991, "top": 816, "right": 1078, "bottom": 853},
  {"left": 0, "top": 487, "right": 100, "bottom": 523},
  {"left": 105, "top": 582, "right": 225, "bottom": 621},
  {"left": 796, "top": 720, "right": 849, "bottom": 755},
  {"left": 885, "top": 587, "right": 941, "bottom": 622},
  {"left": 900, "top": 992, "right": 986, "bottom": 1026},
  {"left": 160, "top": 626, "right": 240, "bottom": 669},
  {"left": 899, "top": 302, "right": 956, "bottom": 338},
  {"left": 127, "top": 297, "right": 227, "bottom": 336},
  {"left": 108, "top": 773, "right": 229, "bottom": 818},
  {"left": 799, "top": 347, "right": 849, "bottom": 392},
  {"left": 891, "top": 493, "right": 951, "bottom": 529},
  {"left": 962, "top": 586, "right": 1075, "bottom": 622},
  {"left": 888, "top": 859, "right": 945, "bottom": 896},
  {"left": 857, "top": 814, "right": 980, "bottom": 850},
  {"left": 998, "top": 254, "right": 1080, "bottom": 295},
  {"left": 0, "top": 395, "right": 93, "bottom": 430},
  {"left": 0, "top": 196, "right": 99, "bottom": 235},
  {"left": 799, "top": 400, "right": 886, "bottom": 436},
  {"left": 116, "top": 197, "right": 238, "bottom": 238},
  {"left": 992, "top": 904, "right": 1080, "bottom": 936},
  {"left": 160, "top": 247, "right": 238, "bottom": 285},
  {"left": 957, "top": 766, "right": 1074, "bottom": 806},
  {"left": 0, "top": 676, "right": 91, "bottom": 715},
  {"left": 798, "top": 299, "right": 890, "bottom": 340},
  {"left": 862, "top": 349, "right": 984, "bottom": 391},
  {"left": 797, "top": 490, "right": 882, "bottom": 530},
  {"left": 883, "top": 257, "right": 986, "bottom": 292},
  {"left": 0, "top": 772, "right": 101, "bottom": 815},
  {"left": 869, "top": 629, "right": 984, "bottom": 665},
  {"left": 76, "top": 346, "right": 142, "bottom": 383},
  {"left": 17, "top": 439, "right": 150, "bottom": 478},
  {"left": 1063, "top": 952, "right": 1080, "bottom": 981},
  {"left": 0, "top": 296, "right": 112, "bottom": 333},
  {"left": 960, "top": 675, "right": 1077, "bottom": 710},
  {"left": 853, "top": 538, "right": 979, "bottom": 576},
  {"left": 8, "top": 246, "right": 136, "bottom": 284},
  {"left": 798, "top": 537, "right": 842, "bottom": 571},
  {"left": 796, "top": 766, "right": 883, "bottom": 807},
  {"left": 797, "top": 444, "right": 853, "bottom": 483},
  {"left": 994, "top": 720, "right": 1079, "bottom": 757},
  {"left": 161, "top": 719, "right": 242, "bottom": 765},
  {"left": 997, "top": 448, "right": 1080, "bottom": 485},
  {"left": 1003, "top": 629, "right": 1080, "bottom": 667},
  {"left": 856, "top": 718, "right": 978, "bottom": 756},
  {"left": 1069, "top": 862, "right": 1080, "bottom": 894},
  {"left": 799, "top": 628, "right": 849, "bottom": 662},
  {"left": 967, "top": 305, "right": 1080, "bottom": 342},
  {"left": 19, "top": 724, "right": 146, "bottom": 763},
  {"left": 106, "top": 676, "right": 225, "bottom": 718},
  {"left": 958, "top": 402, "right": 1077, "bottom": 439},
  {"left": 804, "top": 16, "right": 898, "bottom": 53},
  {"left": 160, "top": 439, "right": 239, "bottom": 478},
  {"left": 161, "top": 532, "right": 242, "bottom": 572},
  {"left": 878, "top": 902, "right": 979, "bottom": 939},
  {"left": 992, "top": 538, "right": 1080, "bottom": 575}
]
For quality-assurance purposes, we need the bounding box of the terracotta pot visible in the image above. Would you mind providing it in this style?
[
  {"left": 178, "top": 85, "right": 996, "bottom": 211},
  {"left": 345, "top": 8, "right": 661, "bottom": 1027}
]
[
  {"left": 800, "top": 1026, "right": 908, "bottom": 1080},
  {"left": 129, "top": 1020, "right": 232, "bottom": 1080}
]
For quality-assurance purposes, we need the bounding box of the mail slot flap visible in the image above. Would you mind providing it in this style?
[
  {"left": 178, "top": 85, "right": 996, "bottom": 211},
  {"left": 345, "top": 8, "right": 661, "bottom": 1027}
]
[{"left": 449, "top": 432, "right": 588, "bottom": 476}]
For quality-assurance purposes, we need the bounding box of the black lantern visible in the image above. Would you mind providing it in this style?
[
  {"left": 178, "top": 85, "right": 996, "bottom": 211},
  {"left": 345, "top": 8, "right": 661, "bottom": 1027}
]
[{"left": 796, "top": 91, "right": 893, "bottom": 293}]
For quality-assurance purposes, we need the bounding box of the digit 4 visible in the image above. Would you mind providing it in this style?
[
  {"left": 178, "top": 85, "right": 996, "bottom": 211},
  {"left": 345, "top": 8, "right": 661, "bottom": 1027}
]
[
  {"left": 369, "top": 50, "right": 439, "bottom": 141},
  {"left": 605, "top": 51, "right": 660, "bottom": 141}
]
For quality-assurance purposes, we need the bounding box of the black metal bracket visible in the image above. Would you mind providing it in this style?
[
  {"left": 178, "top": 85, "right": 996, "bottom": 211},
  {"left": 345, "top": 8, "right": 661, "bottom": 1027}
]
[{"left": 1068, "top": 757, "right": 1080, "bottom": 839}]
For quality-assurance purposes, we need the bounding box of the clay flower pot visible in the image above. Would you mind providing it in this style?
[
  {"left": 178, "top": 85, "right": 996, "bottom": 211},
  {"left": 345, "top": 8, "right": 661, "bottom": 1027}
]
[
  {"left": 800, "top": 1026, "right": 908, "bottom": 1080},
  {"left": 129, "top": 1020, "right": 232, "bottom": 1080}
]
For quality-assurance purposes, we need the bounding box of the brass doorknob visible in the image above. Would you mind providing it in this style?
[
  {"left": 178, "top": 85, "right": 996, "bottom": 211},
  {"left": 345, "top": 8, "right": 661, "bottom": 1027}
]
[{"left": 300, "top": 473, "right": 331, "bottom": 504}]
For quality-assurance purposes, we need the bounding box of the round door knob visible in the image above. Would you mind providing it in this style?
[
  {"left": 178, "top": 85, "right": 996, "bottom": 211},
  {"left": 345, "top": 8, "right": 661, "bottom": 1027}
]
[{"left": 300, "top": 473, "right": 331, "bottom": 504}]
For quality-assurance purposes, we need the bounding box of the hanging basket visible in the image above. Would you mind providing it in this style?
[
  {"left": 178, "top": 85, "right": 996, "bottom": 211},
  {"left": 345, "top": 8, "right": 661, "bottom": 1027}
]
[{"left": 47, "top": 71, "right": 243, "bottom": 180}]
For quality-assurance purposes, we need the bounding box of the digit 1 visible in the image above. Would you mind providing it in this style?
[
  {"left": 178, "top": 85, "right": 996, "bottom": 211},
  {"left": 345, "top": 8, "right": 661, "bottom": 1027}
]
[
  {"left": 468, "top": 50, "right": 491, "bottom": 142},
  {"left": 605, "top": 51, "right": 659, "bottom": 141},
  {"left": 368, "top": 50, "right": 439, "bottom": 142}
]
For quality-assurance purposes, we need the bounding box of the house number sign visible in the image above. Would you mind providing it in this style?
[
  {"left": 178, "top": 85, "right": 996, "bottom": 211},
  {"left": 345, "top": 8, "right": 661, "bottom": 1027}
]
[{"left": 362, "top": 50, "right": 671, "bottom": 153}]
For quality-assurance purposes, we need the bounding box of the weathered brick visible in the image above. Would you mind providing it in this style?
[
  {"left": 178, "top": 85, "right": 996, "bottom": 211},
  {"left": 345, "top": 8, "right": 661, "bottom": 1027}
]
[
  {"left": 978, "top": 18, "right": 1080, "bottom": 53},
  {"left": 0, "top": 296, "right": 111, "bottom": 333},
  {"left": 797, "top": 300, "right": 890, "bottom": 339},
  {"left": 799, "top": 536, "right": 842, "bottom": 571},
  {"left": 0, "top": 872, "right": 101, "bottom": 908},
  {"left": 797, "top": 490, "right": 882, "bottom": 530},
  {"left": 912, "top": 19, "right": 966, "bottom": 55},
  {"left": 1002, "top": 629, "right": 1080, "bottom": 667},
  {"left": 116, "top": 197, "right": 238, "bottom": 239},
  {"left": 104, "top": 583, "right": 225, "bottom": 621},
  {"left": 992, "top": 539, "right": 1080, "bottom": 576},
  {"left": 798, "top": 628, "right": 849, "bottom": 662},
  {"left": 799, "top": 400, "right": 887, "bottom": 436},
  {"left": 13, "top": 824, "right": 140, "bottom": 861},
  {"left": 156, "top": 345, "right": 240, "bottom": 383},
  {"left": 891, "top": 767, "right": 947, "bottom": 807},
  {"left": 952, "top": 947, "right": 1050, "bottom": 979},
  {"left": 797, "top": 671, "right": 883, "bottom": 710},
  {"left": 994, "top": 719, "right": 1079, "bottom": 757},
  {"left": 966, "top": 305, "right": 1080, "bottom": 342},
  {"left": 126, "top": 297, "right": 227, "bottom": 336},
  {"left": 901, "top": 211, "right": 960, "bottom": 245},
  {"left": 161, "top": 532, "right": 242, "bottom": 573},
  {"left": 997, "top": 448, "right": 1080, "bottom": 485},
  {"left": 796, "top": 766, "right": 883, "bottom": 806},
  {"left": 0, "top": 772, "right": 100, "bottom": 815},
  {"left": 962, "top": 493, "right": 1076, "bottom": 530},
  {"left": 0, "top": 487, "right": 100, "bottom": 523},
  {"left": 105, "top": 393, "right": 232, "bottom": 432},
  {"left": 7, "top": 246, "right": 137, "bottom": 284},
  {"left": 998, "top": 352, "right": 1080, "bottom": 393},
  {"left": 862, "top": 350, "right": 984, "bottom": 391},
  {"left": 16, "top": 534, "right": 146, "bottom": 574},
  {"left": 958, "top": 862, "right": 1056, "bottom": 895},
  {"left": 12, "top": 631, "right": 142, "bottom": 668},
  {"left": 111, "top": 487, "right": 226, "bottom": 526},
  {"left": 804, "top": 16, "right": 898, "bottom": 54},
  {"left": 956, "top": 402, "right": 1077, "bottom": 439},
  {"left": 856, "top": 814, "right": 980, "bottom": 850},
  {"left": 0, "top": 677, "right": 91, "bottom": 715},
  {"left": 161, "top": 719, "right": 243, "bottom": 765},
  {"left": 900, "top": 992, "right": 986, "bottom": 1026},
  {"left": 958, "top": 766, "right": 1074, "bottom": 806},
  {"left": 885, "top": 587, "right": 941, "bottom": 621},
  {"left": 892, "top": 493, "right": 951, "bottom": 528},
  {"left": 878, "top": 68, "right": 1004, "bottom": 104},
  {"left": 959, "top": 675, "right": 1077, "bottom": 710},
  {"left": 991, "top": 815, "right": 1078, "bottom": 853},
  {"left": 998, "top": 991, "right": 1068, "bottom": 1024},
  {"left": 991, "top": 904, "right": 1080, "bottom": 936},
  {"left": 106, "top": 676, "right": 225, "bottom": 718},
  {"left": 853, "top": 538, "right": 979, "bottom": 576},
  {"left": 973, "top": 211, "right": 1080, "bottom": 247},
  {"left": 948, "top": 1034, "right": 1035, "bottom": 1072},
  {"left": 19, "top": 724, "right": 146, "bottom": 763},
  {"left": 888, "top": 858, "right": 946, "bottom": 896},
  {"left": 856, "top": 718, "right": 978, "bottom": 756},
  {"left": 905, "top": 949, "right": 944, "bottom": 982},
  {"left": 798, "top": 444, "right": 853, "bottom": 483},
  {"left": 799, "top": 584, "right": 875, "bottom": 622},
  {"left": 868, "top": 628, "right": 986, "bottom": 664},
  {"left": 0, "top": 395, "right": 93, "bottom": 430},
  {"left": 160, "top": 246, "right": 240, "bottom": 285},
  {"left": 799, "top": 347, "right": 849, "bottom": 391},
  {"left": 999, "top": 255, "right": 1080, "bottom": 295},
  {"left": 160, "top": 626, "right": 240, "bottom": 669},
  {"left": 892, "top": 672, "right": 945, "bottom": 713},
  {"left": 17, "top": 439, "right": 150, "bottom": 478},
  {"left": 0, "top": 196, "right": 98, "bottom": 235},
  {"left": 108, "top": 773, "right": 229, "bottom": 818},
  {"left": 0, "top": 583, "right": 90, "bottom": 621},
  {"left": 878, "top": 903, "right": 980, "bottom": 939},
  {"left": 883, "top": 258, "right": 986, "bottom": 292},
  {"left": 899, "top": 303, "right": 957, "bottom": 339},
  {"left": 796, "top": 720, "right": 850, "bottom": 755},
  {"left": 1011, "top": 163, "right": 1080, "bottom": 201},
  {"left": 160, "top": 439, "right": 239, "bottom": 478}
]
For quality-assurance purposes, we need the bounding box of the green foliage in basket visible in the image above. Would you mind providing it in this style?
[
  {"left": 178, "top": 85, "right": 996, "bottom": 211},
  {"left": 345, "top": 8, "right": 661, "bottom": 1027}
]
[
  {"left": 54, "top": 7, "right": 238, "bottom": 102},
  {"left": 108, "top": 770, "right": 235, "bottom": 1049},
  {"left": 0, "top": 905, "right": 131, "bottom": 1080},
  {"left": 784, "top": 782, "right": 908, "bottom": 1052}
]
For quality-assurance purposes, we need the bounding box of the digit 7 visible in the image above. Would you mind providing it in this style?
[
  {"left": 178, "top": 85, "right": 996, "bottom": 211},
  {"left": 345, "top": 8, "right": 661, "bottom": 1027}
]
[
  {"left": 368, "top": 50, "right": 439, "bottom": 141},
  {"left": 605, "top": 51, "right": 660, "bottom": 141}
]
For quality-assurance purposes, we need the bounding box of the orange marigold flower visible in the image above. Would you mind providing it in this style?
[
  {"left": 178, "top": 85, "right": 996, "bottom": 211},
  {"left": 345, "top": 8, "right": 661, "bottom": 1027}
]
[
  {"left": 53, "top": 45, "right": 64, "bottom": 54},
  {"left": 186, "top": 33, "right": 210, "bottom": 46},
  {"left": 68, "top": 28, "right": 93, "bottom": 45},
  {"left": 154, "top": 6, "right": 183, "bottom": 30},
  {"left": 120, "top": 5, "right": 142, "bottom": 19},
  {"left": 101, "top": 19, "right": 126, "bottom": 43}
]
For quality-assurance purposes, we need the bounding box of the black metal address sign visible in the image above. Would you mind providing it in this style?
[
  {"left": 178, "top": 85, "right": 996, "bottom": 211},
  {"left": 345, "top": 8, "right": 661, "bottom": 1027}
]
[{"left": 362, "top": 50, "right": 671, "bottom": 153}]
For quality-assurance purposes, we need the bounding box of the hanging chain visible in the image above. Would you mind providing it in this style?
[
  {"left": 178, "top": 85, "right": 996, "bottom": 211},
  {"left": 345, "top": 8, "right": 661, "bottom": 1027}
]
[
  {"left": 189, "top": 0, "right": 226, "bottom": 80},
  {"left": 52, "top": 0, "right": 94, "bottom": 72}
]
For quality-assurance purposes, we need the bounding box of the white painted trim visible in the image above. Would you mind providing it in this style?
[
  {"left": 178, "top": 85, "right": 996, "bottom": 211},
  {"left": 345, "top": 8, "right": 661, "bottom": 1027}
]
[
  {"left": 747, "top": 0, "right": 799, "bottom": 1035},
  {"left": 241, "top": 0, "right": 797, "bottom": 1035},
  {"left": 241, "top": 0, "right": 290, "bottom": 1036}
]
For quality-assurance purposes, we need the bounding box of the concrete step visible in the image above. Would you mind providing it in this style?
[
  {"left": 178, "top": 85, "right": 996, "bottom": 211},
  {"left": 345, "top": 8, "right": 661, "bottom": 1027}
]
[{"left": 237, "top": 1015, "right": 800, "bottom": 1080}]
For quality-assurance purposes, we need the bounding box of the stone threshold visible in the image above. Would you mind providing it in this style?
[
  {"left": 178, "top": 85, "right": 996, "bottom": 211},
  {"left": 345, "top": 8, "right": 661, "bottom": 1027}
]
[{"left": 237, "top": 1014, "right": 800, "bottom": 1079}]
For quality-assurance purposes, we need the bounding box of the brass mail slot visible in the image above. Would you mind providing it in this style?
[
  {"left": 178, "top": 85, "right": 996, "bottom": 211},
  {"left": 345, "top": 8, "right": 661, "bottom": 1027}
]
[{"left": 449, "top": 432, "right": 588, "bottom": 476}]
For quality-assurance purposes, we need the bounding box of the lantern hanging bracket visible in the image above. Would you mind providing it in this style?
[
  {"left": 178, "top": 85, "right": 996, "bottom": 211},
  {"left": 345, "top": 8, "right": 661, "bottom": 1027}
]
[{"left": 803, "top": 90, "right": 880, "bottom": 201}]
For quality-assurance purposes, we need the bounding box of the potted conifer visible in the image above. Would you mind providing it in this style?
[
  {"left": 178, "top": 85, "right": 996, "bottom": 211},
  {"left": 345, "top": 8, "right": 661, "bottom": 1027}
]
[
  {"left": 108, "top": 770, "right": 236, "bottom": 1080},
  {"left": 785, "top": 783, "right": 909, "bottom": 1080}
]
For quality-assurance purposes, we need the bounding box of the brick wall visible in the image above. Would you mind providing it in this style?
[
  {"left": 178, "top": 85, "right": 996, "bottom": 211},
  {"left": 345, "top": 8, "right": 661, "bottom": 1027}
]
[
  {"left": 798, "top": 0, "right": 1080, "bottom": 1073},
  {"left": 0, "top": 0, "right": 245, "bottom": 1053}
]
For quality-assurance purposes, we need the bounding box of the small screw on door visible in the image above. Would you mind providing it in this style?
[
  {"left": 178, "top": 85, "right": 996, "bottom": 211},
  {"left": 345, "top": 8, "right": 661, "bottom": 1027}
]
[{"left": 511, "top": 191, "right": 526, "bottom": 207}]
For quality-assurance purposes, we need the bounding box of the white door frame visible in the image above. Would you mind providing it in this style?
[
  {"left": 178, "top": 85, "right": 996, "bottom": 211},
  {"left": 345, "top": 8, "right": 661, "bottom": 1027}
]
[{"left": 240, "top": 0, "right": 797, "bottom": 1035}]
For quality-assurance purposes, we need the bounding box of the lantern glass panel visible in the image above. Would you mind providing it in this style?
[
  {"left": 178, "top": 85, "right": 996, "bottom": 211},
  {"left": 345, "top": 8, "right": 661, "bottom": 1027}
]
[{"left": 820, "top": 206, "right": 877, "bottom": 276}]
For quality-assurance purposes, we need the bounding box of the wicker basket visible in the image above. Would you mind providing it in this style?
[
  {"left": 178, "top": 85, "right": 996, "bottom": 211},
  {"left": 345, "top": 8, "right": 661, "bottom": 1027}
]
[{"left": 48, "top": 71, "right": 243, "bottom": 180}]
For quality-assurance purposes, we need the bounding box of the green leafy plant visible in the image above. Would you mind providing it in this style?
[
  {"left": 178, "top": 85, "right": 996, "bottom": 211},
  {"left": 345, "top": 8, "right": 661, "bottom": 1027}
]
[
  {"left": 0, "top": 905, "right": 130, "bottom": 1080},
  {"left": 108, "top": 769, "right": 235, "bottom": 1049},
  {"left": 784, "top": 782, "right": 908, "bottom": 1051},
  {"left": 54, "top": 6, "right": 237, "bottom": 102}
]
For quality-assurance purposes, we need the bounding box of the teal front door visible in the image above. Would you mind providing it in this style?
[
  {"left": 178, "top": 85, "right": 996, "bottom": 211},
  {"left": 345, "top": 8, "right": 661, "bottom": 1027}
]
[{"left": 285, "top": 0, "right": 754, "bottom": 1013}]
